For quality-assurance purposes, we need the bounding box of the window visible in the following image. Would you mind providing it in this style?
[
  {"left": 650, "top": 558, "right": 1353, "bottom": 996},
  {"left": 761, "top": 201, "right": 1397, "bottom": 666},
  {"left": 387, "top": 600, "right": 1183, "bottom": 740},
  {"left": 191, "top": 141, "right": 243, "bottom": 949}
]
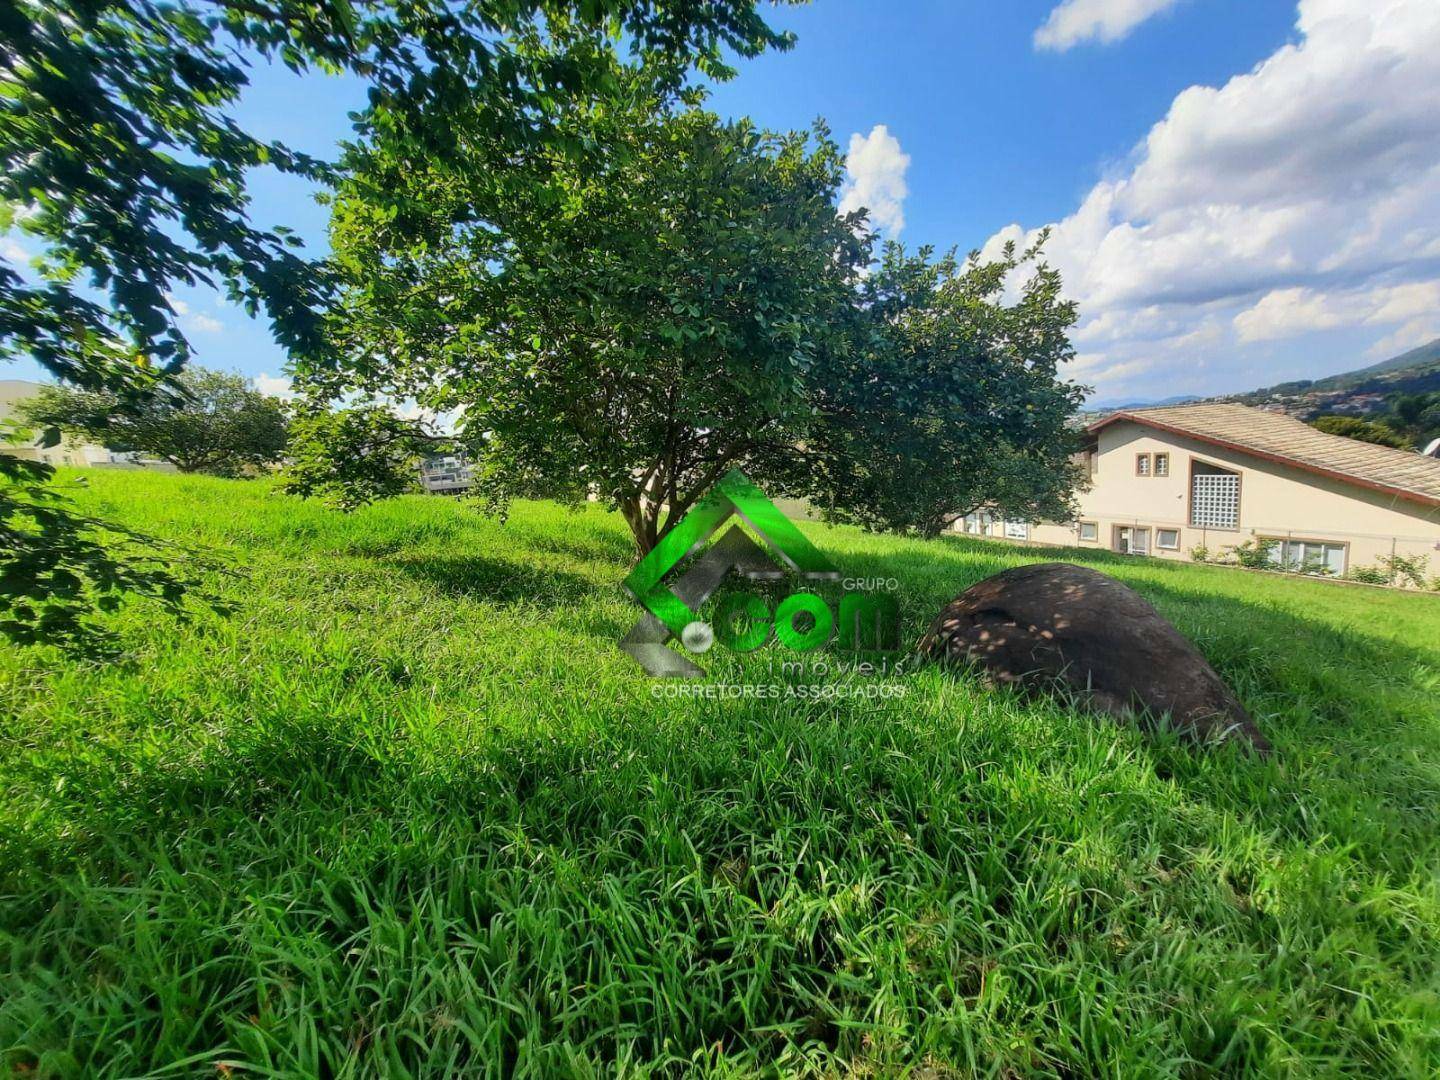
[
  {"left": 1114, "top": 526, "right": 1150, "bottom": 555},
  {"left": 1266, "top": 538, "right": 1345, "bottom": 576},
  {"left": 1190, "top": 465, "right": 1240, "bottom": 528},
  {"left": 1154, "top": 453, "right": 1169, "bottom": 477},
  {"left": 961, "top": 511, "right": 992, "bottom": 534},
  {"left": 1135, "top": 453, "right": 1152, "bottom": 477},
  {"left": 1078, "top": 521, "right": 1098, "bottom": 542},
  {"left": 1004, "top": 521, "right": 1030, "bottom": 541},
  {"left": 1156, "top": 528, "right": 1180, "bottom": 550}
]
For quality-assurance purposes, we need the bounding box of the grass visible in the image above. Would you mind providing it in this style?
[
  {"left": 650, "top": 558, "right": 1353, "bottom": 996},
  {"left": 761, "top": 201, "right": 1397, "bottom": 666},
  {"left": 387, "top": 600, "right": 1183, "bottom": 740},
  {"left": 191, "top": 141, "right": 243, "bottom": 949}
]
[{"left": 2, "top": 468, "right": 1439, "bottom": 1077}]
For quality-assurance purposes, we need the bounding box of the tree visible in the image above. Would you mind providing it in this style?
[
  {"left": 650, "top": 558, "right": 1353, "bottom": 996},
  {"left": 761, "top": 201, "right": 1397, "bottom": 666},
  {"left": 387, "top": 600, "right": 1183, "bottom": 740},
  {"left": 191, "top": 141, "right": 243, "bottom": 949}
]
[
  {"left": 1309, "top": 414, "right": 1411, "bottom": 449},
  {"left": 793, "top": 239, "right": 1086, "bottom": 537},
  {"left": 20, "top": 368, "right": 289, "bottom": 476},
  {"left": 282, "top": 404, "right": 438, "bottom": 509},
  {"left": 299, "top": 100, "right": 865, "bottom": 555},
  {"left": 1384, "top": 392, "right": 1440, "bottom": 445},
  {"left": 0, "top": 0, "right": 792, "bottom": 645}
]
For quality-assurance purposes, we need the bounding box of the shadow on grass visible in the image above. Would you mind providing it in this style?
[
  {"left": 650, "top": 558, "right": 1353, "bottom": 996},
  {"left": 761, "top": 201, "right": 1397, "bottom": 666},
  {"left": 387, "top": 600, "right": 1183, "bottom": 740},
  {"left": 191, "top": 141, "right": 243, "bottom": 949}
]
[
  {"left": 506, "top": 524, "right": 635, "bottom": 567},
  {"left": 10, "top": 534, "right": 1438, "bottom": 899},
  {"left": 384, "top": 552, "right": 600, "bottom": 608}
]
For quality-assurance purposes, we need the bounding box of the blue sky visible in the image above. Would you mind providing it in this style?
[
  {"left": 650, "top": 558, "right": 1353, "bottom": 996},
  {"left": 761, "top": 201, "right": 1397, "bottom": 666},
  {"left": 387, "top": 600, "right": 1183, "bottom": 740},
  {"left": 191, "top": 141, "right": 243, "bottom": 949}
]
[{"left": 6, "top": 0, "right": 1440, "bottom": 405}]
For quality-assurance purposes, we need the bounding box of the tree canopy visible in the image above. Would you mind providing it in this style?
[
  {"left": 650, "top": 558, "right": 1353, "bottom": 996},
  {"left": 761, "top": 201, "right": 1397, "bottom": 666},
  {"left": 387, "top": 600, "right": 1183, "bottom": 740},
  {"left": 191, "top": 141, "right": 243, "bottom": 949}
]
[
  {"left": 795, "top": 239, "right": 1085, "bottom": 537},
  {"left": 299, "top": 98, "right": 866, "bottom": 553},
  {"left": 21, "top": 368, "right": 289, "bottom": 476},
  {"left": 1309, "top": 414, "right": 1412, "bottom": 449},
  {"left": 293, "top": 81, "right": 1087, "bottom": 552}
]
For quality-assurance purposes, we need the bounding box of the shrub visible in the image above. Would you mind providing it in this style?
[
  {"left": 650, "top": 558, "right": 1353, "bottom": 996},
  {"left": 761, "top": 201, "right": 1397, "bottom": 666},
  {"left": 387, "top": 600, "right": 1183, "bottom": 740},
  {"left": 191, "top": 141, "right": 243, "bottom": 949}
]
[
  {"left": 1309, "top": 414, "right": 1411, "bottom": 449},
  {"left": 1378, "top": 553, "right": 1431, "bottom": 589},
  {"left": 1227, "top": 539, "right": 1276, "bottom": 570},
  {"left": 1344, "top": 564, "right": 1392, "bottom": 586}
]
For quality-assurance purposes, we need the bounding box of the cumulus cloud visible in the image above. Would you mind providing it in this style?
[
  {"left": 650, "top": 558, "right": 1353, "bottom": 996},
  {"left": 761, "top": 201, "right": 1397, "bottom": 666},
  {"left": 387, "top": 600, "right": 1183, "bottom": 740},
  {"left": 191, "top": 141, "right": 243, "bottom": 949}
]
[
  {"left": 990, "top": 0, "right": 1440, "bottom": 399},
  {"left": 184, "top": 312, "right": 223, "bottom": 334},
  {"left": 838, "top": 125, "right": 910, "bottom": 237},
  {"left": 1034, "top": 0, "right": 1184, "bottom": 51},
  {"left": 1234, "top": 280, "right": 1440, "bottom": 345},
  {"left": 164, "top": 292, "right": 225, "bottom": 334},
  {"left": 254, "top": 373, "right": 295, "bottom": 400},
  {"left": 1, "top": 237, "right": 31, "bottom": 264}
]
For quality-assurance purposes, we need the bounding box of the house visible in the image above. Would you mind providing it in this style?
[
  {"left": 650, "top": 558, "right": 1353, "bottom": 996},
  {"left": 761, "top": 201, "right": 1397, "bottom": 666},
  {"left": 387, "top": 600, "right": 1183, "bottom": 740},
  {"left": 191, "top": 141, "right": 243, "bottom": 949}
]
[
  {"left": 959, "top": 402, "right": 1440, "bottom": 575},
  {"left": 418, "top": 452, "right": 473, "bottom": 495}
]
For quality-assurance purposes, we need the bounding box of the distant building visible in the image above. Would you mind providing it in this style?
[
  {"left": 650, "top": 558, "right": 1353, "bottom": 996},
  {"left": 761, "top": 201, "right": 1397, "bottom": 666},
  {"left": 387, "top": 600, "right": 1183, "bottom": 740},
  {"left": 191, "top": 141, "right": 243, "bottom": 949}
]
[
  {"left": 0, "top": 379, "right": 161, "bottom": 468},
  {"left": 961, "top": 403, "right": 1440, "bottom": 576},
  {"left": 419, "top": 452, "right": 473, "bottom": 495}
]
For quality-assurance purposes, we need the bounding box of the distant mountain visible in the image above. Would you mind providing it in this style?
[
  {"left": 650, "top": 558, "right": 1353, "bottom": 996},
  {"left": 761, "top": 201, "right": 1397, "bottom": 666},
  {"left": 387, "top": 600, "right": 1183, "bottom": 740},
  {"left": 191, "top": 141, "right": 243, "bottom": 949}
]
[{"left": 1086, "top": 393, "right": 1202, "bottom": 412}]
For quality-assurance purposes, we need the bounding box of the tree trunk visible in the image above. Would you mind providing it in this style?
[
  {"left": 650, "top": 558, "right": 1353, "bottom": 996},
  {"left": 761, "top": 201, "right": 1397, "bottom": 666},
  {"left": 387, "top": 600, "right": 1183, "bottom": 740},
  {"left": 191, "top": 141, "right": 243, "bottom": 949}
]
[{"left": 620, "top": 496, "right": 661, "bottom": 559}]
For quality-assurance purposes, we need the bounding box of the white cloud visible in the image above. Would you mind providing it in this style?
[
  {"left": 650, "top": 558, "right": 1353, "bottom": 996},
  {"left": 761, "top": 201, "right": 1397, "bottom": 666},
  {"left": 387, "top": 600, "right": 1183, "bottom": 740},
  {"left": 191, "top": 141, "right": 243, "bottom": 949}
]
[
  {"left": 1365, "top": 317, "right": 1440, "bottom": 359},
  {"left": 164, "top": 291, "right": 225, "bottom": 334},
  {"left": 1234, "top": 279, "right": 1440, "bottom": 344},
  {"left": 1233, "top": 287, "right": 1353, "bottom": 343},
  {"left": 1035, "top": 0, "right": 1184, "bottom": 51},
  {"left": 988, "top": 0, "right": 1440, "bottom": 399},
  {"left": 1, "top": 237, "right": 31, "bottom": 264},
  {"left": 838, "top": 125, "right": 910, "bottom": 237},
  {"left": 183, "top": 312, "right": 223, "bottom": 334},
  {"left": 254, "top": 373, "right": 295, "bottom": 400}
]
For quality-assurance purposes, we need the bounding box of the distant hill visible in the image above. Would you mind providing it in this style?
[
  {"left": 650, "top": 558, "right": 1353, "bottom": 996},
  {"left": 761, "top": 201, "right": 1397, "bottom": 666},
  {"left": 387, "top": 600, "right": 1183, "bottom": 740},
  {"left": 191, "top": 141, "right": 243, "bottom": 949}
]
[
  {"left": 1082, "top": 337, "right": 1440, "bottom": 421},
  {"left": 1231, "top": 337, "right": 1440, "bottom": 408}
]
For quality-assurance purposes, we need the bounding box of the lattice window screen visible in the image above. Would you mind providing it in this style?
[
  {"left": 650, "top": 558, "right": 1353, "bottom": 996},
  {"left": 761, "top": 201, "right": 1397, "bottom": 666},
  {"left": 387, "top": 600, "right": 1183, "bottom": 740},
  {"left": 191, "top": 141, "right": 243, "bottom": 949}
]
[{"left": 1190, "top": 473, "right": 1239, "bottom": 528}]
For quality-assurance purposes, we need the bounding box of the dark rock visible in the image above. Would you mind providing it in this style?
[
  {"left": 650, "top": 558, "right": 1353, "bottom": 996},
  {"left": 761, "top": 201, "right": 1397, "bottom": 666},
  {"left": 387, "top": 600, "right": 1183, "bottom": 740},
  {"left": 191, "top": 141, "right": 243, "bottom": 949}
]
[{"left": 917, "top": 562, "right": 1271, "bottom": 752}]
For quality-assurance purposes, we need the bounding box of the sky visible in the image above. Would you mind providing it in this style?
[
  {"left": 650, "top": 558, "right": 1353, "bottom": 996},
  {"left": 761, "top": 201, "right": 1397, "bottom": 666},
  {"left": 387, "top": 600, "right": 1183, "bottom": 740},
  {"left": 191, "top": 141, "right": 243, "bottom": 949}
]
[{"left": 5, "top": 0, "right": 1440, "bottom": 406}]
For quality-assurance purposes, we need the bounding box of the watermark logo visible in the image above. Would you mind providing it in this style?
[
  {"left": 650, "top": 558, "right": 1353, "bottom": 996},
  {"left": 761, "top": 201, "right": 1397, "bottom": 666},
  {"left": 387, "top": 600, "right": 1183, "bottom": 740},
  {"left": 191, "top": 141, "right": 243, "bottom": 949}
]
[{"left": 619, "top": 470, "right": 899, "bottom": 676}]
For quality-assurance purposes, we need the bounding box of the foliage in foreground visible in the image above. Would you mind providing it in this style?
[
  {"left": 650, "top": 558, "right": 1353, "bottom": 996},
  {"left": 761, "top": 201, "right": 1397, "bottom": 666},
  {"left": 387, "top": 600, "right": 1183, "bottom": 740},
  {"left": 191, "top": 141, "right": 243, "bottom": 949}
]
[{"left": 2, "top": 469, "right": 1438, "bottom": 1076}]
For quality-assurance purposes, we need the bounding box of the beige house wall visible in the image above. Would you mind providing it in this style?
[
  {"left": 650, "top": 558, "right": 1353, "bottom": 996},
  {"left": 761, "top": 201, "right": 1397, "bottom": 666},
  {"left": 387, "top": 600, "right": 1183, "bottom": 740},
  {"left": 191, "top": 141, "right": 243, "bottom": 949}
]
[{"left": 958, "top": 419, "right": 1440, "bottom": 575}]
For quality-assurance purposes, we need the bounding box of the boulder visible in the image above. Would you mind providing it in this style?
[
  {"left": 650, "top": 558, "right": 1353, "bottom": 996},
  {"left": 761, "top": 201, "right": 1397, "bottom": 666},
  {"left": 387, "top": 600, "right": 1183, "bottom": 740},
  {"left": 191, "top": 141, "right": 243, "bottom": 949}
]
[{"left": 917, "top": 562, "right": 1271, "bottom": 752}]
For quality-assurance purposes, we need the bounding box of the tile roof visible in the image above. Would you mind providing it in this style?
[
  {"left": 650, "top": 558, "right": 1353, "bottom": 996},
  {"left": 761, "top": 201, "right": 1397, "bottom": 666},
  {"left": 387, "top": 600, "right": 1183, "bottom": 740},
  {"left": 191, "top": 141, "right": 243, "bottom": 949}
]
[{"left": 1088, "top": 402, "right": 1440, "bottom": 508}]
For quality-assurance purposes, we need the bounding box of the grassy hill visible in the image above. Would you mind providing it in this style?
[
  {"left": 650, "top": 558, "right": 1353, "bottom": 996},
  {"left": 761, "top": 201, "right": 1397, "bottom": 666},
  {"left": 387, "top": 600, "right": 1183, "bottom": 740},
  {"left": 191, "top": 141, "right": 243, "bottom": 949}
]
[{"left": 3, "top": 470, "right": 1439, "bottom": 1076}]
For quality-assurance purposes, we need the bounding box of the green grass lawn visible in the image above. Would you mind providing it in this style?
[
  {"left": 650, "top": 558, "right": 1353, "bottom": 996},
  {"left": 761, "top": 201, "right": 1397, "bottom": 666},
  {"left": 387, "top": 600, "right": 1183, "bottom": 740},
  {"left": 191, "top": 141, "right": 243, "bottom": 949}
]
[{"left": 3, "top": 469, "right": 1439, "bottom": 1077}]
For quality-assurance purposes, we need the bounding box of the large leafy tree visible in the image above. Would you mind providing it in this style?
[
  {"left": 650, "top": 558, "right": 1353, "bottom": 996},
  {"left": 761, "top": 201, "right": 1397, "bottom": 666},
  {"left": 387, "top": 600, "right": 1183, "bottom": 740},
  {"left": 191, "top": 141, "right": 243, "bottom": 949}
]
[
  {"left": 0, "top": 0, "right": 792, "bottom": 645},
  {"left": 20, "top": 368, "right": 289, "bottom": 475},
  {"left": 297, "top": 99, "right": 866, "bottom": 554},
  {"left": 795, "top": 239, "right": 1086, "bottom": 538}
]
